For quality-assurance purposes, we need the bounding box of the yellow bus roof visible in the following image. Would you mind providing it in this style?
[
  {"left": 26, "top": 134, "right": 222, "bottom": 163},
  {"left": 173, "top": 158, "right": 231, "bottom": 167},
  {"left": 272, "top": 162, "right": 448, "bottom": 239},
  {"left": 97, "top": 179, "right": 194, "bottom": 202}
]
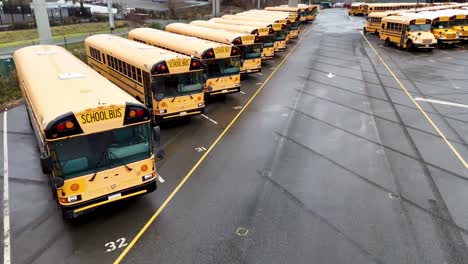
[
  {"left": 165, "top": 23, "right": 253, "bottom": 45},
  {"left": 241, "top": 11, "right": 295, "bottom": 22},
  {"left": 190, "top": 20, "right": 271, "bottom": 36},
  {"left": 265, "top": 6, "right": 301, "bottom": 12},
  {"left": 234, "top": 13, "right": 288, "bottom": 24},
  {"left": 222, "top": 14, "right": 286, "bottom": 25},
  {"left": 368, "top": 11, "right": 400, "bottom": 18},
  {"left": 382, "top": 15, "right": 429, "bottom": 25},
  {"left": 85, "top": 34, "right": 191, "bottom": 73},
  {"left": 128, "top": 27, "right": 235, "bottom": 59},
  {"left": 13, "top": 45, "right": 142, "bottom": 129},
  {"left": 210, "top": 18, "right": 275, "bottom": 29}
]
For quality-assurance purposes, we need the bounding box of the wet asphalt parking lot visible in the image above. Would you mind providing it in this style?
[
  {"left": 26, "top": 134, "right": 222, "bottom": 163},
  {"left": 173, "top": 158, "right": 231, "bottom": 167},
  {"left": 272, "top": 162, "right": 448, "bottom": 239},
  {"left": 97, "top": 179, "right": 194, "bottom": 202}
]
[{"left": 1, "top": 8, "right": 468, "bottom": 264}]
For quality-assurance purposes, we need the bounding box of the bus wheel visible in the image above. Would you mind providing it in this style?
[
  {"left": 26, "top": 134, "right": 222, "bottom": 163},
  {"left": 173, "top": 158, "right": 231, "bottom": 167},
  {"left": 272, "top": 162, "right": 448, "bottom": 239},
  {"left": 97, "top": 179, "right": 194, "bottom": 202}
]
[
  {"left": 406, "top": 40, "right": 414, "bottom": 51},
  {"left": 363, "top": 27, "right": 367, "bottom": 34},
  {"left": 61, "top": 206, "right": 75, "bottom": 220},
  {"left": 374, "top": 30, "right": 379, "bottom": 37},
  {"left": 384, "top": 38, "right": 391, "bottom": 46}
]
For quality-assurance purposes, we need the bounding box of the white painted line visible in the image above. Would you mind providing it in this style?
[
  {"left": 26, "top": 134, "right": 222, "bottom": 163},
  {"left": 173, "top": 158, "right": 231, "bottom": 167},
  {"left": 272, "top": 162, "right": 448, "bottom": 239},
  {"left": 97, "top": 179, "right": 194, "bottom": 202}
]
[
  {"left": 256, "top": 82, "right": 262, "bottom": 85},
  {"left": 240, "top": 91, "right": 246, "bottom": 94},
  {"left": 3, "top": 109, "right": 10, "bottom": 264},
  {"left": 157, "top": 174, "right": 165, "bottom": 183},
  {"left": 327, "top": 72, "right": 335, "bottom": 78},
  {"left": 441, "top": 50, "right": 449, "bottom": 54},
  {"left": 269, "top": 67, "right": 276, "bottom": 70},
  {"left": 201, "top": 114, "right": 218, "bottom": 125},
  {"left": 256, "top": 72, "right": 264, "bottom": 76},
  {"left": 415, "top": 97, "right": 468, "bottom": 109}
]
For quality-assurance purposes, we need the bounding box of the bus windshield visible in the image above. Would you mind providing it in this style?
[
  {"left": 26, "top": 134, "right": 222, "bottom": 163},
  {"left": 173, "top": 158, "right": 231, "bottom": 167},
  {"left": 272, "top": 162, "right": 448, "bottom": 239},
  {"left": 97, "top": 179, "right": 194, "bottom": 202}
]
[
  {"left": 261, "top": 35, "right": 275, "bottom": 47},
  {"left": 205, "top": 57, "right": 240, "bottom": 78},
  {"left": 433, "top": 21, "right": 451, "bottom": 29},
  {"left": 242, "top": 44, "right": 263, "bottom": 59},
  {"left": 153, "top": 71, "right": 204, "bottom": 99},
  {"left": 52, "top": 123, "right": 152, "bottom": 179},
  {"left": 453, "top": 19, "right": 468, "bottom": 26},
  {"left": 409, "top": 24, "right": 431, "bottom": 31},
  {"left": 275, "top": 31, "right": 286, "bottom": 41}
]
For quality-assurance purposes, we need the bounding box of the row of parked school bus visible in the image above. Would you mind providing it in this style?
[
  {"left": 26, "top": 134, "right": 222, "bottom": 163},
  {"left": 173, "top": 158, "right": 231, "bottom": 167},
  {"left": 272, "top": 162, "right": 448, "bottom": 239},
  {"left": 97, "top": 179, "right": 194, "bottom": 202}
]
[
  {"left": 12, "top": 4, "right": 319, "bottom": 219},
  {"left": 348, "top": 2, "right": 454, "bottom": 16},
  {"left": 362, "top": 3, "right": 468, "bottom": 50}
]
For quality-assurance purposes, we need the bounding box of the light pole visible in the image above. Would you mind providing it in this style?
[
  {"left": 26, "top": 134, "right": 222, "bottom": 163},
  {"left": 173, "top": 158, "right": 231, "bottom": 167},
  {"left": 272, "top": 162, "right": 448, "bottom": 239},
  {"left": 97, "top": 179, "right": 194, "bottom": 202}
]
[
  {"left": 288, "top": 0, "right": 298, "bottom": 8},
  {"left": 32, "top": 0, "right": 52, "bottom": 44},
  {"left": 107, "top": 0, "right": 115, "bottom": 32}
]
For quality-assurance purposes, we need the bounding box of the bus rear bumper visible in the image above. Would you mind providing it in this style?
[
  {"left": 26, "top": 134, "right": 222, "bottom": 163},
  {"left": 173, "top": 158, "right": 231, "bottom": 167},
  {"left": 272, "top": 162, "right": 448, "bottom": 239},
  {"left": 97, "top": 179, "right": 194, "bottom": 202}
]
[{"left": 62, "top": 179, "right": 157, "bottom": 219}]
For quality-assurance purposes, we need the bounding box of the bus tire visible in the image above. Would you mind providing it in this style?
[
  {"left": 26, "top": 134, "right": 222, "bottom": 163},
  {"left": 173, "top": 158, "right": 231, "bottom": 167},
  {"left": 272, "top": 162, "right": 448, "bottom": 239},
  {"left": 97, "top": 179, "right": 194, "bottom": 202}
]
[
  {"left": 384, "top": 38, "right": 391, "bottom": 46},
  {"left": 406, "top": 40, "right": 414, "bottom": 51},
  {"left": 374, "top": 30, "right": 379, "bottom": 37},
  {"left": 147, "top": 181, "right": 157, "bottom": 193},
  {"left": 363, "top": 27, "right": 367, "bottom": 34},
  {"left": 61, "top": 206, "right": 75, "bottom": 220}
]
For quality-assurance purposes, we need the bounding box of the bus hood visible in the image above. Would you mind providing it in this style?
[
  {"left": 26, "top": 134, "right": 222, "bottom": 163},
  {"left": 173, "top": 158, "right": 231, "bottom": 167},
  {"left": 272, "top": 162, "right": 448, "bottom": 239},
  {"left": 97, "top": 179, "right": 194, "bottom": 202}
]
[
  {"left": 432, "top": 29, "right": 459, "bottom": 40},
  {"left": 408, "top": 31, "right": 437, "bottom": 44}
]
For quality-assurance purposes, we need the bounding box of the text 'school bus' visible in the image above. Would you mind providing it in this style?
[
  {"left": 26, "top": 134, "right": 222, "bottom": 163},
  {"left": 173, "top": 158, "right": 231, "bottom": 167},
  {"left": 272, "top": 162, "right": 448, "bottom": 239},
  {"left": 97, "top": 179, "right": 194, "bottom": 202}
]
[
  {"left": 364, "top": 11, "right": 399, "bottom": 36},
  {"left": 232, "top": 13, "right": 293, "bottom": 42},
  {"left": 128, "top": 28, "right": 242, "bottom": 96},
  {"left": 221, "top": 15, "right": 289, "bottom": 48},
  {"left": 165, "top": 23, "right": 262, "bottom": 74},
  {"left": 13, "top": 45, "right": 159, "bottom": 219},
  {"left": 85, "top": 34, "right": 205, "bottom": 123},
  {"left": 380, "top": 15, "right": 437, "bottom": 50},
  {"left": 190, "top": 20, "right": 275, "bottom": 60},
  {"left": 416, "top": 11, "right": 462, "bottom": 46},
  {"left": 213, "top": 17, "right": 287, "bottom": 52},
  {"left": 240, "top": 10, "right": 301, "bottom": 39},
  {"left": 348, "top": 2, "right": 366, "bottom": 16}
]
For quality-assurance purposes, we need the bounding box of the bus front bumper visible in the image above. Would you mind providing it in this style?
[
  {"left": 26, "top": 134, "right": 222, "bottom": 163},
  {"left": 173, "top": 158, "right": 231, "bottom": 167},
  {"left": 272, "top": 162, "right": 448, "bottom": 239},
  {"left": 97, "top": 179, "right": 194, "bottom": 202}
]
[
  {"left": 156, "top": 106, "right": 205, "bottom": 122},
  {"left": 62, "top": 179, "right": 157, "bottom": 218},
  {"left": 437, "top": 39, "right": 462, "bottom": 45},
  {"left": 414, "top": 43, "right": 437, "bottom": 49}
]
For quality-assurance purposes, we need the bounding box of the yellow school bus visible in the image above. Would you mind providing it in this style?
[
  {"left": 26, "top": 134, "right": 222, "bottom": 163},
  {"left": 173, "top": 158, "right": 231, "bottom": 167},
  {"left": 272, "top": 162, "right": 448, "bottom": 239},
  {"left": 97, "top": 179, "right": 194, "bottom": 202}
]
[
  {"left": 223, "top": 14, "right": 291, "bottom": 43},
  {"left": 190, "top": 20, "right": 275, "bottom": 60},
  {"left": 380, "top": 15, "right": 437, "bottom": 50},
  {"left": 13, "top": 45, "right": 159, "bottom": 219},
  {"left": 85, "top": 34, "right": 205, "bottom": 123},
  {"left": 241, "top": 10, "right": 301, "bottom": 39},
  {"left": 349, "top": 2, "right": 366, "bottom": 16},
  {"left": 233, "top": 13, "right": 293, "bottom": 42},
  {"left": 128, "top": 28, "right": 241, "bottom": 96},
  {"left": 447, "top": 10, "right": 468, "bottom": 40},
  {"left": 418, "top": 11, "right": 462, "bottom": 46},
  {"left": 266, "top": 6, "right": 307, "bottom": 22},
  {"left": 367, "top": 3, "right": 429, "bottom": 15},
  {"left": 364, "top": 11, "right": 399, "bottom": 35},
  {"left": 165, "top": 23, "right": 262, "bottom": 74},
  {"left": 213, "top": 17, "right": 287, "bottom": 52}
]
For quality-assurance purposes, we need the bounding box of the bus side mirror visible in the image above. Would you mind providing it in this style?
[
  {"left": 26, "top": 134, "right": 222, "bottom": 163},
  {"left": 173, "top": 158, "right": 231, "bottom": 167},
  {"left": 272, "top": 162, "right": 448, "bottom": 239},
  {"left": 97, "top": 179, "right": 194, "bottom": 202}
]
[
  {"left": 153, "top": 126, "right": 161, "bottom": 146},
  {"left": 156, "top": 149, "right": 165, "bottom": 161},
  {"left": 40, "top": 154, "right": 53, "bottom": 174},
  {"left": 50, "top": 177, "right": 64, "bottom": 189}
]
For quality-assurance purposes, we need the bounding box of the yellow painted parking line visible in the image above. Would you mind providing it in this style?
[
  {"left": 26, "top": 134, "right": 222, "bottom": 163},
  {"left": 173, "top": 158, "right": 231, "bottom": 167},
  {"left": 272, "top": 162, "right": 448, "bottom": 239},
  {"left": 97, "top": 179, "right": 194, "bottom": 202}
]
[
  {"left": 361, "top": 32, "right": 468, "bottom": 169},
  {"left": 113, "top": 28, "right": 312, "bottom": 264}
]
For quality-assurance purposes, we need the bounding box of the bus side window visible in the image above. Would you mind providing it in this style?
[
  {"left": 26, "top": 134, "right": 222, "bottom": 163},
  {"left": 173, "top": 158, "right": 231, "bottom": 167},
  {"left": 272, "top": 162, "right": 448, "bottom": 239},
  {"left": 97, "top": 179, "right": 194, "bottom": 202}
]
[
  {"left": 382, "top": 23, "right": 385, "bottom": 30},
  {"left": 131, "top": 66, "right": 136, "bottom": 80},
  {"left": 102, "top": 53, "right": 106, "bottom": 65},
  {"left": 137, "top": 69, "right": 142, "bottom": 83}
]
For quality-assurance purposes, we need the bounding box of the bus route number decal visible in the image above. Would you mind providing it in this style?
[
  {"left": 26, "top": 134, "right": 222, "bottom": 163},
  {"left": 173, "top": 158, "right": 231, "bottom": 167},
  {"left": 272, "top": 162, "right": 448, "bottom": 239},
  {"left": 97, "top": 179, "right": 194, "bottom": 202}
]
[
  {"left": 167, "top": 58, "right": 190, "bottom": 68},
  {"left": 80, "top": 108, "right": 122, "bottom": 125},
  {"left": 105, "top": 237, "right": 128, "bottom": 253}
]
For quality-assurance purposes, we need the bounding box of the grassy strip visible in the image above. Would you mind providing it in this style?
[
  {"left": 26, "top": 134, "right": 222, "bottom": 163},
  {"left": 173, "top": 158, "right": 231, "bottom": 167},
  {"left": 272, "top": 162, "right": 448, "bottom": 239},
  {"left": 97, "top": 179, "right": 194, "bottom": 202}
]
[{"left": 0, "top": 21, "right": 128, "bottom": 48}]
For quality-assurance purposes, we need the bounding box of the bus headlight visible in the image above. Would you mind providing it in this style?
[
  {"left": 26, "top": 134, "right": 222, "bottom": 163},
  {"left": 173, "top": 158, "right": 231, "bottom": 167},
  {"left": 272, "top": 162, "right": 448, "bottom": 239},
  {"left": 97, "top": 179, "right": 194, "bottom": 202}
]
[
  {"left": 235, "top": 82, "right": 241, "bottom": 87},
  {"left": 159, "top": 109, "right": 167, "bottom": 114},
  {"left": 198, "top": 103, "right": 205, "bottom": 107}
]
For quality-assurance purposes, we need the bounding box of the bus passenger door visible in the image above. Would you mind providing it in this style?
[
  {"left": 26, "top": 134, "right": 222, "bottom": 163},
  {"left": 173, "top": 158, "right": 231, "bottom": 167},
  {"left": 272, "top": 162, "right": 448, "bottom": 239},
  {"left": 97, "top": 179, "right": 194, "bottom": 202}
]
[
  {"left": 400, "top": 25, "right": 407, "bottom": 48},
  {"left": 143, "top": 72, "right": 154, "bottom": 123}
]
